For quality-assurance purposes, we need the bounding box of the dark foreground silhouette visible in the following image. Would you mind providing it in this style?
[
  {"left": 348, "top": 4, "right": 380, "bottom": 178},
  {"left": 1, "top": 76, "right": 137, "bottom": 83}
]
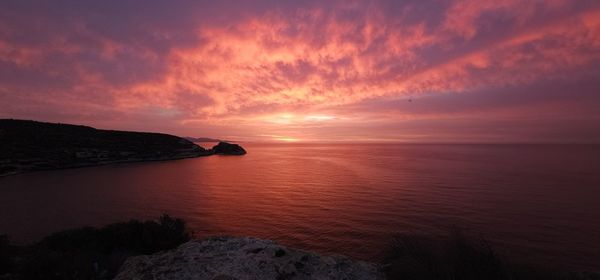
[
  {"left": 0, "top": 119, "right": 246, "bottom": 176},
  {"left": 1, "top": 217, "right": 596, "bottom": 280},
  {"left": 383, "top": 230, "right": 597, "bottom": 280},
  {"left": 0, "top": 215, "right": 191, "bottom": 280}
]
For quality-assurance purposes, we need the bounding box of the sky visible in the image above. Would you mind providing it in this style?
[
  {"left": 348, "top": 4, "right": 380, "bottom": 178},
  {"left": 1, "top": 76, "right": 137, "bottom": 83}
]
[{"left": 1, "top": 0, "right": 599, "bottom": 143}]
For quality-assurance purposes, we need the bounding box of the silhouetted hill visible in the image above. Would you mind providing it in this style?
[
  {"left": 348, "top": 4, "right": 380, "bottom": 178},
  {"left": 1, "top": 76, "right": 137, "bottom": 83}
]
[
  {"left": 183, "top": 137, "right": 224, "bottom": 143},
  {"left": 0, "top": 119, "right": 212, "bottom": 176}
]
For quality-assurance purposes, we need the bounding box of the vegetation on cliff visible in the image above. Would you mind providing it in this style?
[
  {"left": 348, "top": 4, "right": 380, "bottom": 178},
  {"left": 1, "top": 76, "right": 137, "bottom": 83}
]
[
  {"left": 0, "top": 215, "right": 191, "bottom": 280},
  {"left": 1, "top": 217, "right": 596, "bottom": 280},
  {"left": 0, "top": 119, "right": 246, "bottom": 177},
  {"left": 384, "top": 230, "right": 597, "bottom": 280}
]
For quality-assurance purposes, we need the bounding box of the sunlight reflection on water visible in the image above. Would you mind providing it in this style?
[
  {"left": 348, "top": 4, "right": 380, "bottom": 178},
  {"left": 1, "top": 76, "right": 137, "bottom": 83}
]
[{"left": 0, "top": 143, "right": 599, "bottom": 270}]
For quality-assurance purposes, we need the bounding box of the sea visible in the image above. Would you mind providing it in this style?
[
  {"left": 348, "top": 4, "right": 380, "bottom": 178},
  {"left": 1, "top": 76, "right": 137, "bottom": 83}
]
[{"left": 0, "top": 143, "right": 599, "bottom": 270}]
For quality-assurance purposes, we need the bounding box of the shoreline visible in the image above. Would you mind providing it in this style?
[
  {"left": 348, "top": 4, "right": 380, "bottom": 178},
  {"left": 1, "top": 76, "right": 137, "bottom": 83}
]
[
  {"left": 0, "top": 119, "right": 247, "bottom": 178},
  {"left": 0, "top": 152, "right": 211, "bottom": 178}
]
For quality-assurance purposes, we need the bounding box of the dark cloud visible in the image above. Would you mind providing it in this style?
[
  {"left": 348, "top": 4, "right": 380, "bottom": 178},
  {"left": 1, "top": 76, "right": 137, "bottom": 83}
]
[{"left": 343, "top": 76, "right": 600, "bottom": 116}]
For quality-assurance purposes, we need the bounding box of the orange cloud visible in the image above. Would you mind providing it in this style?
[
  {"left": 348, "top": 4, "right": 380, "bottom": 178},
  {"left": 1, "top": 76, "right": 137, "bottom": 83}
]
[
  {"left": 113, "top": 4, "right": 599, "bottom": 117},
  {"left": 1, "top": 1, "right": 599, "bottom": 142}
]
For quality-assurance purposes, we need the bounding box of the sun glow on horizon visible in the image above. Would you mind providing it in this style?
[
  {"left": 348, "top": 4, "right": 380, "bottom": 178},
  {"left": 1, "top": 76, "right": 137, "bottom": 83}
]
[
  {"left": 275, "top": 137, "right": 299, "bottom": 142},
  {"left": 304, "top": 115, "right": 336, "bottom": 121},
  {"left": 263, "top": 114, "right": 337, "bottom": 125}
]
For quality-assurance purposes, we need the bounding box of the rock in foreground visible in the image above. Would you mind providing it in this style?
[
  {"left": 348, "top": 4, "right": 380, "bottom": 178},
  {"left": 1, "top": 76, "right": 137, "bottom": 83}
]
[
  {"left": 115, "top": 236, "right": 383, "bottom": 280},
  {"left": 211, "top": 141, "right": 247, "bottom": 155}
]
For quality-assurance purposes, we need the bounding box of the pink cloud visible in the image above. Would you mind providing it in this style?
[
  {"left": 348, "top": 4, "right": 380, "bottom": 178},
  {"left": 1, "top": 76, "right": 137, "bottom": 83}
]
[{"left": 0, "top": 0, "right": 599, "bottom": 142}]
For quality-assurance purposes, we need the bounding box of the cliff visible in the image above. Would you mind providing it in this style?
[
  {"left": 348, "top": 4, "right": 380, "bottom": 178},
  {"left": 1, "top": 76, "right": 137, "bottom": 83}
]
[
  {"left": 0, "top": 119, "right": 244, "bottom": 177},
  {"left": 115, "top": 236, "right": 383, "bottom": 280}
]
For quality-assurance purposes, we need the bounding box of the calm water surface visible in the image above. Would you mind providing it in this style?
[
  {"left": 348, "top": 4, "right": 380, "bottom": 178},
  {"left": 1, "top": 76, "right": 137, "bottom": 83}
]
[{"left": 0, "top": 143, "right": 599, "bottom": 270}]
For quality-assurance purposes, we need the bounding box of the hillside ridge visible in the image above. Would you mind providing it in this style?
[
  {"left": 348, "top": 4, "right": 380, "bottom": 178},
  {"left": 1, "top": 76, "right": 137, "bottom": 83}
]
[{"left": 0, "top": 119, "right": 244, "bottom": 177}]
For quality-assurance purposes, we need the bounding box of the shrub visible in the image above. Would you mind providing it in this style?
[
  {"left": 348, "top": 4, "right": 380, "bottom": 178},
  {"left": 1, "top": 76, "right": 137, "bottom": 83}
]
[
  {"left": 14, "top": 214, "right": 192, "bottom": 280},
  {"left": 37, "top": 214, "right": 191, "bottom": 255},
  {"left": 0, "top": 234, "right": 12, "bottom": 274},
  {"left": 383, "top": 229, "right": 594, "bottom": 280}
]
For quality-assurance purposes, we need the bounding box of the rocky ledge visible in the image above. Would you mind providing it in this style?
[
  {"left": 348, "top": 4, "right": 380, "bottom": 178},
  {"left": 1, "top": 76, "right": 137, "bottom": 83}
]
[{"left": 115, "top": 236, "right": 384, "bottom": 280}]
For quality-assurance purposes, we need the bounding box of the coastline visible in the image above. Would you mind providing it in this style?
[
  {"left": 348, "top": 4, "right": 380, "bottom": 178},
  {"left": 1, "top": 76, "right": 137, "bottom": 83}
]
[
  {"left": 0, "top": 119, "right": 246, "bottom": 177},
  {"left": 0, "top": 152, "right": 210, "bottom": 178}
]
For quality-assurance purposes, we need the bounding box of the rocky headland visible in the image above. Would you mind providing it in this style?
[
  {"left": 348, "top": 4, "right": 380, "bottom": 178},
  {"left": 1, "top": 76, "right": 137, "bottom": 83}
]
[
  {"left": 115, "top": 236, "right": 383, "bottom": 280},
  {"left": 0, "top": 119, "right": 246, "bottom": 177},
  {"left": 211, "top": 141, "right": 247, "bottom": 155}
]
